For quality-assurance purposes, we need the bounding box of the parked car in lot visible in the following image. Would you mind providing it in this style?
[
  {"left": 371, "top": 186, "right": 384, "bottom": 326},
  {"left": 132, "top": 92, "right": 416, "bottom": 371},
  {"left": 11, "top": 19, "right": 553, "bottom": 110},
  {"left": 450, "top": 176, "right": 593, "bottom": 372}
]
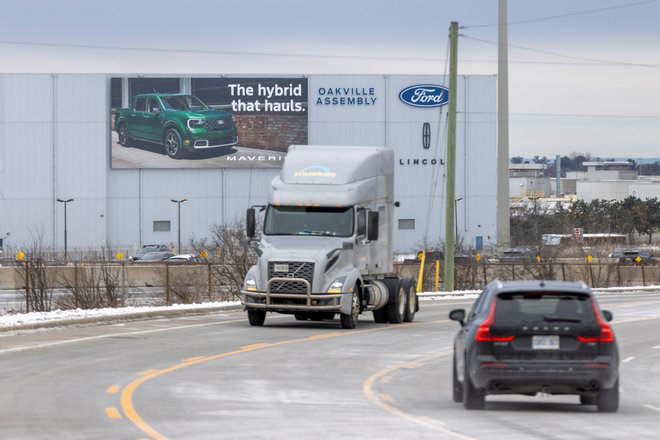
[
  {"left": 133, "top": 251, "right": 175, "bottom": 263},
  {"left": 498, "top": 246, "right": 538, "bottom": 264},
  {"left": 450, "top": 280, "right": 619, "bottom": 412},
  {"left": 610, "top": 248, "right": 657, "bottom": 265},
  {"left": 165, "top": 254, "right": 201, "bottom": 264},
  {"left": 129, "top": 245, "right": 171, "bottom": 262}
]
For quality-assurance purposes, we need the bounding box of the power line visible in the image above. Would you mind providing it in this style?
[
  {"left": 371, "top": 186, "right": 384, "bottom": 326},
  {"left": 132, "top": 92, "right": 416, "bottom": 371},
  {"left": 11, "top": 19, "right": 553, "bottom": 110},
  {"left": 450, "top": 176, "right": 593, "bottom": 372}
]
[
  {"left": 0, "top": 39, "right": 444, "bottom": 63},
  {"left": 461, "top": 34, "right": 660, "bottom": 69},
  {"left": 461, "top": 0, "right": 658, "bottom": 29}
]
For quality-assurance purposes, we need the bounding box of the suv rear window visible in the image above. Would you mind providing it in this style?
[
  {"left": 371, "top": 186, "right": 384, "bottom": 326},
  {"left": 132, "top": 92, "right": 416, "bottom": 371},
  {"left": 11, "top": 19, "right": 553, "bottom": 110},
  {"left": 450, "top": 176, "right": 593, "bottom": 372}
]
[{"left": 494, "top": 292, "right": 594, "bottom": 323}]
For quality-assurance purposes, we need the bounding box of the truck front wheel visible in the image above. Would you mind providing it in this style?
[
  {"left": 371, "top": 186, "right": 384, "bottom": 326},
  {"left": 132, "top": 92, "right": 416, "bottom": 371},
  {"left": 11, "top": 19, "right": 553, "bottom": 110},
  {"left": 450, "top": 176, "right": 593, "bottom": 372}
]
[
  {"left": 164, "top": 128, "right": 185, "bottom": 159},
  {"left": 340, "top": 291, "right": 359, "bottom": 329},
  {"left": 247, "top": 310, "right": 266, "bottom": 326},
  {"left": 117, "top": 123, "right": 134, "bottom": 147}
]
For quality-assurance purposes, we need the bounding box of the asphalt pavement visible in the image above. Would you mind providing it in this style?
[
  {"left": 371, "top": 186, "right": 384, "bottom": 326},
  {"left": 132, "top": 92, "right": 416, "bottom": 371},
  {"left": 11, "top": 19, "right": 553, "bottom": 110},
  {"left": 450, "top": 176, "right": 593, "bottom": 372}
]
[{"left": 0, "top": 292, "right": 659, "bottom": 439}]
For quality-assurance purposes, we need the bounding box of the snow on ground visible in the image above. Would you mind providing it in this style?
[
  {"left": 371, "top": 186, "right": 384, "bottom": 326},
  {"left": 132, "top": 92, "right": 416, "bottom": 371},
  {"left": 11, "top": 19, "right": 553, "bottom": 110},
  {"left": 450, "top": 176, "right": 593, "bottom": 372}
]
[{"left": 0, "top": 286, "right": 657, "bottom": 330}]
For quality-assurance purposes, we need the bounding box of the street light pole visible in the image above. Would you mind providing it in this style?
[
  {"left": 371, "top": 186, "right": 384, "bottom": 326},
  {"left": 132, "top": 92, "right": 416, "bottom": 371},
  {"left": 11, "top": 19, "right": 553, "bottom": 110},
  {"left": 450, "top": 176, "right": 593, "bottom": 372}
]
[
  {"left": 57, "top": 198, "right": 74, "bottom": 260},
  {"left": 171, "top": 198, "right": 188, "bottom": 253}
]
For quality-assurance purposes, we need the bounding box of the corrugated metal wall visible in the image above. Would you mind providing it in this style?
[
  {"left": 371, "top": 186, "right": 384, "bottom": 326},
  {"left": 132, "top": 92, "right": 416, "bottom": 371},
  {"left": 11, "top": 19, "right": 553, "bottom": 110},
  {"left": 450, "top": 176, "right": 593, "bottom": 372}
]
[{"left": 0, "top": 74, "right": 496, "bottom": 254}]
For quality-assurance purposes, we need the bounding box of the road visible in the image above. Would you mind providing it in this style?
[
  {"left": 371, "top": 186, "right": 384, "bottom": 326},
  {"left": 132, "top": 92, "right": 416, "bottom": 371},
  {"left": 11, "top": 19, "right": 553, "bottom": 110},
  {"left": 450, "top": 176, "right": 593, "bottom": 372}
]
[{"left": 1, "top": 292, "right": 659, "bottom": 439}]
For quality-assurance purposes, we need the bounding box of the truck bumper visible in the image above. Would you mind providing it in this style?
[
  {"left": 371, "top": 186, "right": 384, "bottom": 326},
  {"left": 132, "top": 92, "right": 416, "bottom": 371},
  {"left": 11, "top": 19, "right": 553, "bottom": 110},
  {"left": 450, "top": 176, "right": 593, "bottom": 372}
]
[
  {"left": 241, "top": 290, "right": 343, "bottom": 312},
  {"left": 241, "top": 276, "right": 344, "bottom": 312}
]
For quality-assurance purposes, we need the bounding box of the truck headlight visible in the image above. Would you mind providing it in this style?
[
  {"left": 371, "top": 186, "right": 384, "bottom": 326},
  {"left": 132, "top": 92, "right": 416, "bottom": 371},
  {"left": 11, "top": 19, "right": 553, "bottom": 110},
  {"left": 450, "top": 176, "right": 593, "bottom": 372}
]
[
  {"left": 245, "top": 276, "right": 257, "bottom": 292},
  {"left": 187, "top": 118, "right": 204, "bottom": 131},
  {"left": 327, "top": 277, "right": 346, "bottom": 294}
]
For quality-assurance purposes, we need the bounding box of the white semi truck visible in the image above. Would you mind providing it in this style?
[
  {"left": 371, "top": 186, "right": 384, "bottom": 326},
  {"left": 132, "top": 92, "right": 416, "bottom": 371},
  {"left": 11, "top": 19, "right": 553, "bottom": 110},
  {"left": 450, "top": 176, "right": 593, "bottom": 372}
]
[{"left": 241, "top": 145, "right": 418, "bottom": 329}]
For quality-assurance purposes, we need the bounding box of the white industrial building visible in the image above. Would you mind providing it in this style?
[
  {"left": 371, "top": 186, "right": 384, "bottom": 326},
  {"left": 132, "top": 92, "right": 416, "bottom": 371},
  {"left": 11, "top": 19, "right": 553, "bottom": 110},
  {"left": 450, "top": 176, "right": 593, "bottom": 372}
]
[{"left": 0, "top": 74, "right": 497, "bottom": 255}]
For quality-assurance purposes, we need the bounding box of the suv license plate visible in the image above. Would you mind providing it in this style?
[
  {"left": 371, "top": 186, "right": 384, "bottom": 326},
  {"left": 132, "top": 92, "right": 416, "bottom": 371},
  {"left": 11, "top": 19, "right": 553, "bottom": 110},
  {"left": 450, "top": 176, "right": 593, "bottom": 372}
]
[{"left": 532, "top": 335, "right": 560, "bottom": 350}]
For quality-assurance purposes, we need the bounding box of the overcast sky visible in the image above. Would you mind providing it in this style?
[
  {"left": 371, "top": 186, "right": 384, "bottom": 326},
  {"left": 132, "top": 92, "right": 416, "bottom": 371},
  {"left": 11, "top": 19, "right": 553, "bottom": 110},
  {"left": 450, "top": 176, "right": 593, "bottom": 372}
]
[{"left": 2, "top": 0, "right": 659, "bottom": 158}]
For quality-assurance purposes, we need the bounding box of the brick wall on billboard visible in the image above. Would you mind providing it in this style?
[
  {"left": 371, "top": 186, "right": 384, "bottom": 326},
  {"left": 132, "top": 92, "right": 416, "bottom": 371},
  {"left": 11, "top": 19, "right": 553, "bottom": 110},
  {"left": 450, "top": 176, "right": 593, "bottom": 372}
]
[{"left": 234, "top": 114, "right": 307, "bottom": 151}]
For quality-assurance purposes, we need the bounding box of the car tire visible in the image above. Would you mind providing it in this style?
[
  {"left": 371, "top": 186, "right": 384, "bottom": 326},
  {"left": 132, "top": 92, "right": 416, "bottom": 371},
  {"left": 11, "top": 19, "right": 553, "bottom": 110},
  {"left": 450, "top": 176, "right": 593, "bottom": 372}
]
[
  {"left": 463, "top": 361, "right": 485, "bottom": 410},
  {"left": 164, "top": 128, "right": 185, "bottom": 159},
  {"left": 340, "top": 290, "right": 359, "bottom": 329},
  {"left": 247, "top": 310, "right": 266, "bottom": 326},
  {"left": 597, "top": 380, "right": 619, "bottom": 413},
  {"left": 117, "top": 123, "right": 134, "bottom": 147},
  {"left": 384, "top": 278, "right": 405, "bottom": 324},
  {"left": 402, "top": 278, "right": 417, "bottom": 323},
  {"left": 452, "top": 353, "right": 463, "bottom": 403}
]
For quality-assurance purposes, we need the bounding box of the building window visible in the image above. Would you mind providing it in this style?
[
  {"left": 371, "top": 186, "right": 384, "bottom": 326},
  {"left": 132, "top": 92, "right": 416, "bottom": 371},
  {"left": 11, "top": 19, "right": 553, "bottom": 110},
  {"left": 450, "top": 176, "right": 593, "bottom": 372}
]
[
  {"left": 398, "top": 219, "right": 415, "bottom": 230},
  {"left": 153, "top": 221, "right": 170, "bottom": 232}
]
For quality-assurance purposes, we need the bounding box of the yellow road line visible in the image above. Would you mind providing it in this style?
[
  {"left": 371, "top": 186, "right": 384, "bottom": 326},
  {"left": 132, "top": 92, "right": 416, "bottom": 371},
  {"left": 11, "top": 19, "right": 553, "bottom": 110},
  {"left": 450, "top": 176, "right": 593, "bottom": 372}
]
[
  {"left": 362, "top": 350, "right": 479, "bottom": 440},
  {"left": 106, "top": 385, "right": 121, "bottom": 394},
  {"left": 181, "top": 356, "right": 206, "bottom": 362},
  {"left": 119, "top": 319, "right": 443, "bottom": 440},
  {"left": 105, "top": 407, "right": 121, "bottom": 420}
]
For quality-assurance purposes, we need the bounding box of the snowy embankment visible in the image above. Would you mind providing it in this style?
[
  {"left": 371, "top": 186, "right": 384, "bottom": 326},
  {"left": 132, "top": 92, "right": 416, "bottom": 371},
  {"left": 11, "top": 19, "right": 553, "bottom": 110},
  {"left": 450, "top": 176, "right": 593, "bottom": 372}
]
[{"left": 1, "top": 286, "right": 657, "bottom": 332}]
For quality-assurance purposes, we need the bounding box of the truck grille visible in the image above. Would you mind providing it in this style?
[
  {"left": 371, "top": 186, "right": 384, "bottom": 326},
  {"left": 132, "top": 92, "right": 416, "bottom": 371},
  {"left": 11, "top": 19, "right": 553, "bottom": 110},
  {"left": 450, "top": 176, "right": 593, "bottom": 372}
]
[
  {"left": 268, "top": 261, "right": 315, "bottom": 294},
  {"left": 202, "top": 117, "right": 233, "bottom": 131}
]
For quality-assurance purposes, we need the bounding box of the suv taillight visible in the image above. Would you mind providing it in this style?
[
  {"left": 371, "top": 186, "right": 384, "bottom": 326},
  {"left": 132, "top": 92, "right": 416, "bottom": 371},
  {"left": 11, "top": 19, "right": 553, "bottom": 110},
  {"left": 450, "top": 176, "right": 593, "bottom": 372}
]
[
  {"left": 577, "top": 300, "right": 614, "bottom": 343},
  {"left": 475, "top": 301, "right": 515, "bottom": 342}
]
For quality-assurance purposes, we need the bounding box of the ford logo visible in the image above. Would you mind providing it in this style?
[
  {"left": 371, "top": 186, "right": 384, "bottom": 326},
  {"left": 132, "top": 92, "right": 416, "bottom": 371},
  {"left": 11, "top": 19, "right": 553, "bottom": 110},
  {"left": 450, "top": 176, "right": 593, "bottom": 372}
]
[{"left": 399, "top": 84, "right": 449, "bottom": 108}]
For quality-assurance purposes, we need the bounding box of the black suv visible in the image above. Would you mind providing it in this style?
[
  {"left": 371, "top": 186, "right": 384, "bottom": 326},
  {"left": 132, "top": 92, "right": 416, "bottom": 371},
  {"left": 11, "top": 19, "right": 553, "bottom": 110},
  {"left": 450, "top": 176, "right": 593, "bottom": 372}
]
[{"left": 450, "top": 280, "right": 619, "bottom": 412}]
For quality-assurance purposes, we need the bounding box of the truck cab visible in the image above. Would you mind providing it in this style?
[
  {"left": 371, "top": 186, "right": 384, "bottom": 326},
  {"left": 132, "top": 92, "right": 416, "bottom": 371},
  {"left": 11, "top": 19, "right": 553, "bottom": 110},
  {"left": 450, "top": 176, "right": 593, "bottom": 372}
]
[{"left": 241, "top": 145, "right": 417, "bottom": 329}]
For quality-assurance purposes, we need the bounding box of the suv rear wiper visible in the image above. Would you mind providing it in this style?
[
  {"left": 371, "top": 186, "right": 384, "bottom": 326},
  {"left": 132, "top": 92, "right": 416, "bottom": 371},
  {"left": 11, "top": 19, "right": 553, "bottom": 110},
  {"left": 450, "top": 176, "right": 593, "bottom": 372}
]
[{"left": 543, "top": 315, "right": 582, "bottom": 323}]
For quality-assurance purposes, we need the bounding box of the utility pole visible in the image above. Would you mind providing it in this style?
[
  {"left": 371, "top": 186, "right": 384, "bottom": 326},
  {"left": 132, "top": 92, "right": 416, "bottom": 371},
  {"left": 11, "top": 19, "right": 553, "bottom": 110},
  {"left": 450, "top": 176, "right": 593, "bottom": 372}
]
[
  {"left": 444, "top": 21, "right": 458, "bottom": 292},
  {"left": 497, "top": 0, "right": 511, "bottom": 252}
]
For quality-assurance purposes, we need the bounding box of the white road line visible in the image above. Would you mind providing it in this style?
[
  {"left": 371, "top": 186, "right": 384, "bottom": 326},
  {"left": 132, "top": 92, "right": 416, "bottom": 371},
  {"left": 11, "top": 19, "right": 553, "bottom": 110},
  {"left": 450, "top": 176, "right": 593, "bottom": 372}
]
[
  {"left": 0, "top": 318, "right": 251, "bottom": 355},
  {"left": 622, "top": 356, "right": 635, "bottom": 363},
  {"left": 653, "top": 345, "right": 660, "bottom": 349},
  {"left": 643, "top": 404, "right": 660, "bottom": 413}
]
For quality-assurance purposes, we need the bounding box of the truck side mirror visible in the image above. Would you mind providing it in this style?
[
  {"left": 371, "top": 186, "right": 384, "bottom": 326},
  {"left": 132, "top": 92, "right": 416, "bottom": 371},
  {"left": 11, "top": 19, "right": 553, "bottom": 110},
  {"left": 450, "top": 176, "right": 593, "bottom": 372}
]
[
  {"left": 246, "top": 208, "right": 256, "bottom": 239},
  {"left": 367, "top": 211, "right": 379, "bottom": 241}
]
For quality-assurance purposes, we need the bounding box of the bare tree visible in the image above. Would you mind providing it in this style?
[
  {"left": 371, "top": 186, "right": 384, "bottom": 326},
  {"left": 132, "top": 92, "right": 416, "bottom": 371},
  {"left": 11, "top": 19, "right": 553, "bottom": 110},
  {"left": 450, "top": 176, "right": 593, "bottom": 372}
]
[{"left": 190, "top": 219, "right": 257, "bottom": 300}]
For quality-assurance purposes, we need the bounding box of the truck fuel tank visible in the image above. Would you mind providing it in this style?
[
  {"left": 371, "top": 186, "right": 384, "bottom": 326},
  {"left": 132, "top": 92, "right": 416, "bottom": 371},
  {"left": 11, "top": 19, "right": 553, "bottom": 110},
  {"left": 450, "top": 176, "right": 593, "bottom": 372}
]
[{"left": 364, "top": 280, "right": 389, "bottom": 310}]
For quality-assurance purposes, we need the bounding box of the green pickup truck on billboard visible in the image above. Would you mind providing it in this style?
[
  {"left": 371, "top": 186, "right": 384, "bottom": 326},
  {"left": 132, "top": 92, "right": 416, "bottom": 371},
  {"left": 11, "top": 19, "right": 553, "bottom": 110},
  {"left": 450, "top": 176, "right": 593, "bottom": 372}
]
[{"left": 115, "top": 93, "right": 238, "bottom": 159}]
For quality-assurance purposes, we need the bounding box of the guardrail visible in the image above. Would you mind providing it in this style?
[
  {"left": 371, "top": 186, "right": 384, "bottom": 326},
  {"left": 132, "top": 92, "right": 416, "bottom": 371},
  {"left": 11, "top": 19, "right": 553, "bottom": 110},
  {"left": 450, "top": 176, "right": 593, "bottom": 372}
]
[{"left": 1, "top": 260, "right": 657, "bottom": 314}]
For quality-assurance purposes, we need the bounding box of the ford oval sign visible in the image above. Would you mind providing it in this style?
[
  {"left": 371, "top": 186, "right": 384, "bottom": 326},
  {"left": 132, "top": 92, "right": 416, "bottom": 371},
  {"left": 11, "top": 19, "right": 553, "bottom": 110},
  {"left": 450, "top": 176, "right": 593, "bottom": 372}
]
[{"left": 399, "top": 84, "right": 449, "bottom": 108}]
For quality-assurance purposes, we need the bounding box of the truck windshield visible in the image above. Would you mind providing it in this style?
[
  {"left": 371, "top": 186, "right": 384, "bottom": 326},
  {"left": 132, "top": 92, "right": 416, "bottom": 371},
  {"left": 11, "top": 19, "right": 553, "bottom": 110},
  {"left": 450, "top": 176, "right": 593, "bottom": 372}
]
[
  {"left": 160, "top": 95, "right": 207, "bottom": 111},
  {"left": 264, "top": 206, "right": 354, "bottom": 237}
]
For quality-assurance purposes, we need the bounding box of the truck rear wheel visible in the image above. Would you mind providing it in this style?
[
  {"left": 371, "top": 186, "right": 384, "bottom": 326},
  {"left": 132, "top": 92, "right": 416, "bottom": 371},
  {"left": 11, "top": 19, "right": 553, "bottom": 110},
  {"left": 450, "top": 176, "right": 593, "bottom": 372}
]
[
  {"left": 247, "top": 310, "right": 266, "bottom": 326},
  {"left": 372, "top": 308, "right": 388, "bottom": 323},
  {"left": 117, "top": 123, "right": 134, "bottom": 147},
  {"left": 164, "top": 128, "right": 185, "bottom": 159},
  {"left": 383, "top": 278, "right": 405, "bottom": 324},
  {"left": 403, "top": 278, "right": 417, "bottom": 322},
  {"left": 340, "top": 291, "right": 359, "bottom": 329}
]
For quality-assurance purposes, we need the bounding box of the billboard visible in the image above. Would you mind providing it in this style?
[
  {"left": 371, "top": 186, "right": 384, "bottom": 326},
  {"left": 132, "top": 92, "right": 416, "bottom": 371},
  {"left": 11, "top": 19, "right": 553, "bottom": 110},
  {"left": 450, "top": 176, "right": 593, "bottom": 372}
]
[{"left": 110, "top": 77, "right": 308, "bottom": 169}]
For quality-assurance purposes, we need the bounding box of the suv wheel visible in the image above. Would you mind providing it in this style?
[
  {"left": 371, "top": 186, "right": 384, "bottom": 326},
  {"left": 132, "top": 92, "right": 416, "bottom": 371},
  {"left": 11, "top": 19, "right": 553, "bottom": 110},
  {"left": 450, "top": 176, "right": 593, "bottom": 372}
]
[
  {"left": 597, "top": 380, "right": 619, "bottom": 413},
  {"left": 452, "top": 353, "right": 463, "bottom": 403},
  {"left": 463, "top": 361, "right": 485, "bottom": 410}
]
